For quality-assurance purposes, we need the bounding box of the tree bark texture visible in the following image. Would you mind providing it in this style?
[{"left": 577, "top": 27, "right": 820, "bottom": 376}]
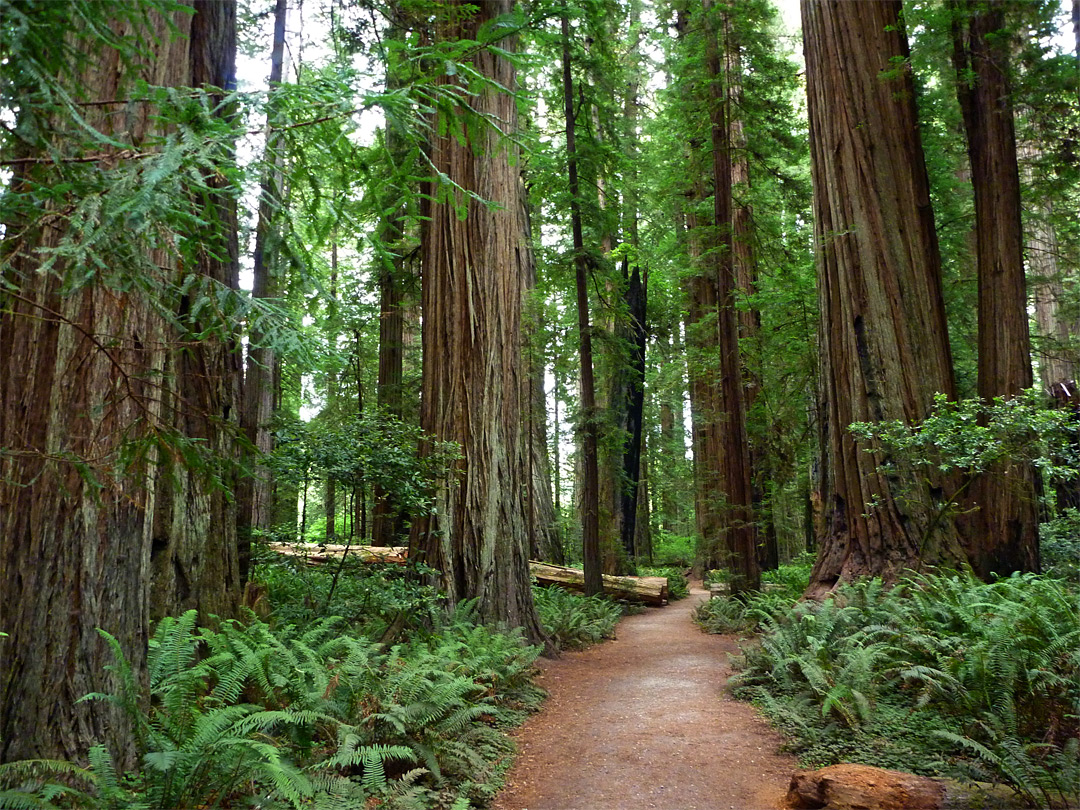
[
  {"left": 0, "top": 0, "right": 239, "bottom": 763},
  {"left": 414, "top": 0, "right": 549, "bottom": 645},
  {"left": 802, "top": 0, "right": 965, "bottom": 596},
  {"left": 521, "top": 186, "right": 563, "bottom": 565},
  {"left": 682, "top": 197, "right": 726, "bottom": 566},
  {"left": 725, "top": 15, "right": 776, "bottom": 572},
  {"left": 952, "top": 0, "right": 1039, "bottom": 577}
]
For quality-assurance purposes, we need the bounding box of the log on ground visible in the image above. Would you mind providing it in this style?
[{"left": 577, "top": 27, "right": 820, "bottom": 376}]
[
  {"left": 269, "top": 544, "right": 409, "bottom": 565},
  {"left": 529, "top": 562, "right": 668, "bottom": 605}
]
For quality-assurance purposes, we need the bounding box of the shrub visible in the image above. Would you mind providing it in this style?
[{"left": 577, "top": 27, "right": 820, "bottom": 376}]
[
  {"left": 730, "top": 571, "right": 1080, "bottom": 808},
  {"left": 0, "top": 599, "right": 548, "bottom": 810},
  {"left": 532, "top": 586, "right": 622, "bottom": 650},
  {"left": 650, "top": 531, "right": 696, "bottom": 567}
]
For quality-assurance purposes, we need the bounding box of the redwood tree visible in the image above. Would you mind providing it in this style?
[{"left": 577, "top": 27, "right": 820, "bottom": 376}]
[
  {"left": 413, "top": 0, "right": 550, "bottom": 644},
  {"left": 951, "top": 0, "right": 1040, "bottom": 576},
  {"left": 802, "top": 0, "right": 966, "bottom": 596},
  {"left": 0, "top": 0, "right": 240, "bottom": 762}
]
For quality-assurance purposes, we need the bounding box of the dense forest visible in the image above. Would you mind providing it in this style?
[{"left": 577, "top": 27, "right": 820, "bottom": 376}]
[{"left": 1, "top": 0, "right": 1078, "bottom": 807}]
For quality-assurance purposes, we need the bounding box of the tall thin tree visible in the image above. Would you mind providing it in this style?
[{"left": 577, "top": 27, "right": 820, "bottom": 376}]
[
  {"left": 951, "top": 0, "right": 1039, "bottom": 576},
  {"left": 562, "top": 11, "right": 604, "bottom": 597}
]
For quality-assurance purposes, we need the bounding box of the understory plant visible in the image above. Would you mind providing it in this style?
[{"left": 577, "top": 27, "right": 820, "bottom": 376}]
[
  {"left": 531, "top": 586, "right": 622, "bottom": 650},
  {"left": 694, "top": 556, "right": 813, "bottom": 634},
  {"left": 729, "top": 571, "right": 1080, "bottom": 808},
  {"left": 0, "top": 583, "right": 545, "bottom": 810}
]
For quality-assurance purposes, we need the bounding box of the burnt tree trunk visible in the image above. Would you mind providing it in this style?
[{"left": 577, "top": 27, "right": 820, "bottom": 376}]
[
  {"left": 951, "top": 0, "right": 1039, "bottom": 577},
  {"left": 0, "top": 0, "right": 239, "bottom": 763},
  {"left": 412, "top": 0, "right": 550, "bottom": 645},
  {"left": 802, "top": 0, "right": 966, "bottom": 596}
]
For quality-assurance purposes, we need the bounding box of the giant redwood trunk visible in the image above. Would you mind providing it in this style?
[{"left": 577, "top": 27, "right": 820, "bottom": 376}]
[
  {"left": 413, "top": 0, "right": 549, "bottom": 645},
  {"left": 802, "top": 0, "right": 966, "bottom": 597},
  {"left": 0, "top": 0, "right": 239, "bottom": 763},
  {"left": 951, "top": 0, "right": 1039, "bottom": 576}
]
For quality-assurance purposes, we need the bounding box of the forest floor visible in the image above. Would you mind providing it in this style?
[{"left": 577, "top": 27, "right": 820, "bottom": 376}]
[{"left": 493, "top": 583, "right": 798, "bottom": 810}]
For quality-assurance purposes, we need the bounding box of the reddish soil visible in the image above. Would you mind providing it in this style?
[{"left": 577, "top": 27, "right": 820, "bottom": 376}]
[{"left": 493, "top": 584, "right": 797, "bottom": 810}]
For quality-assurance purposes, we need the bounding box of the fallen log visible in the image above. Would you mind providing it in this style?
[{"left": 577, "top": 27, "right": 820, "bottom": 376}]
[
  {"left": 529, "top": 561, "right": 668, "bottom": 606},
  {"left": 786, "top": 764, "right": 946, "bottom": 810},
  {"left": 268, "top": 543, "right": 409, "bottom": 565}
]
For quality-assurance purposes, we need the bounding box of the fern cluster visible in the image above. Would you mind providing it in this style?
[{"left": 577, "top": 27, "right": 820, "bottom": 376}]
[
  {"left": 0, "top": 599, "right": 547, "bottom": 810},
  {"left": 694, "top": 556, "right": 812, "bottom": 634},
  {"left": 730, "top": 571, "right": 1080, "bottom": 808},
  {"left": 531, "top": 586, "right": 622, "bottom": 650}
]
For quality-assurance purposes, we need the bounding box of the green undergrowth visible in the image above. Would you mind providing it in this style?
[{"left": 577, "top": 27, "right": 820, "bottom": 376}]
[
  {"left": 704, "top": 565, "right": 1079, "bottom": 809},
  {"left": 0, "top": 554, "right": 623, "bottom": 810},
  {"left": 532, "top": 585, "right": 622, "bottom": 649},
  {"left": 694, "top": 555, "right": 813, "bottom": 634}
]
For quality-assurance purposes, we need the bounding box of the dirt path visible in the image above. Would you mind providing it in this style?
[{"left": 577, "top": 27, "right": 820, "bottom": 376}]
[{"left": 493, "top": 584, "right": 797, "bottom": 810}]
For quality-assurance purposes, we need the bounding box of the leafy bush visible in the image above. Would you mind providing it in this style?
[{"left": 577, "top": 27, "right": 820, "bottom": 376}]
[
  {"left": 532, "top": 586, "right": 621, "bottom": 650},
  {"left": 1041, "top": 508, "right": 1080, "bottom": 580},
  {"left": 695, "top": 556, "right": 812, "bottom": 634},
  {"left": 253, "top": 549, "right": 443, "bottom": 637},
  {"left": 650, "top": 531, "right": 696, "bottom": 567},
  {"left": 638, "top": 566, "right": 689, "bottom": 600},
  {"left": 731, "top": 572, "right": 1080, "bottom": 808}
]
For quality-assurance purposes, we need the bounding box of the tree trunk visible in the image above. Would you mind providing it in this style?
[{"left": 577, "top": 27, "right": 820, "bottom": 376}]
[
  {"left": 372, "top": 14, "right": 414, "bottom": 547},
  {"left": 703, "top": 0, "right": 759, "bottom": 592},
  {"left": 802, "top": 0, "right": 965, "bottom": 597},
  {"left": 522, "top": 187, "right": 563, "bottom": 565},
  {"left": 412, "top": 0, "right": 549, "bottom": 646},
  {"left": 951, "top": 0, "right": 1040, "bottom": 576},
  {"left": 635, "top": 431, "right": 653, "bottom": 564},
  {"left": 150, "top": 0, "right": 242, "bottom": 622},
  {"left": 725, "top": 14, "right": 776, "bottom": 572},
  {"left": 237, "top": 0, "right": 286, "bottom": 584},
  {"left": 0, "top": 0, "right": 239, "bottom": 763},
  {"left": 562, "top": 12, "right": 603, "bottom": 597}
]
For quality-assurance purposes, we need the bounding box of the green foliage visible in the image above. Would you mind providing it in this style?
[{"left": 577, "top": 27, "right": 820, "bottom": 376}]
[
  {"left": 532, "top": 586, "right": 622, "bottom": 651},
  {"left": 695, "top": 556, "right": 812, "bottom": 634},
  {"left": 730, "top": 572, "right": 1080, "bottom": 807},
  {"left": 253, "top": 548, "right": 442, "bottom": 635},
  {"left": 650, "top": 531, "right": 696, "bottom": 567},
  {"left": 267, "top": 414, "right": 461, "bottom": 543},
  {"left": 1, "top": 582, "right": 550, "bottom": 810},
  {"left": 637, "top": 566, "right": 689, "bottom": 600},
  {"left": 1040, "top": 509, "right": 1080, "bottom": 580}
]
